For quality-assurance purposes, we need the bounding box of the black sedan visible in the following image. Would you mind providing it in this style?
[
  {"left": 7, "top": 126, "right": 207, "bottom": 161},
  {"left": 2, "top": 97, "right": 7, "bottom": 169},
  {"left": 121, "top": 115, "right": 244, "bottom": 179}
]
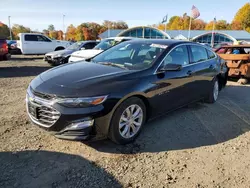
[
  {"left": 26, "top": 39, "right": 228, "bottom": 144},
  {"left": 44, "top": 40, "right": 99, "bottom": 66}
]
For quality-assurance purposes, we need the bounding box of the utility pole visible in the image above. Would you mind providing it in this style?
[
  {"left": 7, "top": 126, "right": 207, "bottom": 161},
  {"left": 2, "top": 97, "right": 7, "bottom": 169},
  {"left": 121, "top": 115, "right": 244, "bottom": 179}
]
[
  {"left": 8, "top": 16, "right": 12, "bottom": 40},
  {"left": 63, "top": 14, "right": 65, "bottom": 40},
  {"left": 211, "top": 17, "right": 216, "bottom": 47}
]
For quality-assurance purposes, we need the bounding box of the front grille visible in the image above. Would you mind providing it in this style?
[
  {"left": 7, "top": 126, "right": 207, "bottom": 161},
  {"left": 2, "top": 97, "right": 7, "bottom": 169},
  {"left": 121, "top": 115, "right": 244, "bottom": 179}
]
[
  {"left": 27, "top": 88, "right": 60, "bottom": 127},
  {"left": 27, "top": 101, "right": 60, "bottom": 127},
  {"left": 45, "top": 55, "right": 52, "bottom": 60}
]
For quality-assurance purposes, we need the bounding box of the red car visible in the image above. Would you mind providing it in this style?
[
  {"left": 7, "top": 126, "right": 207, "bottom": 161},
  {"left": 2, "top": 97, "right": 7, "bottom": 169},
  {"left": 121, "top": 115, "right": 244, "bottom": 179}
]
[{"left": 0, "top": 38, "right": 11, "bottom": 60}]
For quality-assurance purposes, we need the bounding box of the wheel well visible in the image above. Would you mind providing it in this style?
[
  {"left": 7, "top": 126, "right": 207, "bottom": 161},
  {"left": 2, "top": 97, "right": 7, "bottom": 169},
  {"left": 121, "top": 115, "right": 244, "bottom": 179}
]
[
  {"left": 132, "top": 95, "right": 151, "bottom": 121},
  {"left": 217, "top": 73, "right": 227, "bottom": 90},
  {"left": 55, "top": 46, "right": 65, "bottom": 51}
]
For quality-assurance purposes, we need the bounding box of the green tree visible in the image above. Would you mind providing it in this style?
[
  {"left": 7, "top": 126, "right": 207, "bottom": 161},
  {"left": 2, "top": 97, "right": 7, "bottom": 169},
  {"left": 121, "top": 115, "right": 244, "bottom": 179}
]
[
  {"left": 166, "top": 16, "right": 179, "bottom": 29},
  {"left": 48, "top": 24, "right": 55, "bottom": 31},
  {"left": 205, "top": 20, "right": 230, "bottom": 30},
  {"left": 49, "top": 31, "right": 58, "bottom": 39},
  {"left": 12, "top": 24, "right": 31, "bottom": 39},
  {"left": 233, "top": 3, "right": 250, "bottom": 31},
  {"left": 216, "top": 20, "right": 230, "bottom": 30},
  {"left": 169, "top": 16, "right": 183, "bottom": 30},
  {"left": 0, "top": 22, "right": 11, "bottom": 39}
]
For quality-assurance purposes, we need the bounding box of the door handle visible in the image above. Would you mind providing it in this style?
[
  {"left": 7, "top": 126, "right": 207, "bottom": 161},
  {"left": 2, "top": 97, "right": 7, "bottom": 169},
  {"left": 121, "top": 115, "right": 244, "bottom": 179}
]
[
  {"left": 209, "top": 65, "right": 215, "bottom": 69},
  {"left": 187, "top": 70, "right": 192, "bottom": 76}
]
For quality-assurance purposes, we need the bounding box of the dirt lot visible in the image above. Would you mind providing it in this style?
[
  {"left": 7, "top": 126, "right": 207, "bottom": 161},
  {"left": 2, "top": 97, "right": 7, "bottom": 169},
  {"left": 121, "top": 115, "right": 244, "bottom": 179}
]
[{"left": 0, "top": 55, "right": 250, "bottom": 188}]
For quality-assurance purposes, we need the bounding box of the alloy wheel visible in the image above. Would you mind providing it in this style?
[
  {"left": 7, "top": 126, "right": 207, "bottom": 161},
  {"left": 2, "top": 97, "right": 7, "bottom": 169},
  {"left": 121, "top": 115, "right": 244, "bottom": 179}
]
[
  {"left": 118, "top": 104, "right": 143, "bottom": 139},
  {"left": 213, "top": 80, "right": 219, "bottom": 101}
]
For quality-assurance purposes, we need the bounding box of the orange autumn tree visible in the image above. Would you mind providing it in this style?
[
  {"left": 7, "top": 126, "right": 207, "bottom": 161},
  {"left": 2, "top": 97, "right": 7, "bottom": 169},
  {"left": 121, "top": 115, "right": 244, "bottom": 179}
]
[
  {"left": 66, "top": 24, "right": 76, "bottom": 41},
  {"left": 57, "top": 30, "right": 63, "bottom": 40},
  {"left": 82, "top": 27, "right": 91, "bottom": 40}
]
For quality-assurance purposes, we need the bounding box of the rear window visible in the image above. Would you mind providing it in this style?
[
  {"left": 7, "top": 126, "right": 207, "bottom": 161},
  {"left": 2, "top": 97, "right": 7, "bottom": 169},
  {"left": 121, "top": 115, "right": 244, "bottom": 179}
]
[{"left": 207, "top": 49, "right": 216, "bottom": 59}]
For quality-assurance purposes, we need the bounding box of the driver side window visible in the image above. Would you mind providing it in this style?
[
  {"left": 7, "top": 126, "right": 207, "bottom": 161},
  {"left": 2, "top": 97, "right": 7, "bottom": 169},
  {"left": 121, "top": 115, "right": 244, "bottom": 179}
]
[{"left": 163, "top": 45, "right": 189, "bottom": 66}]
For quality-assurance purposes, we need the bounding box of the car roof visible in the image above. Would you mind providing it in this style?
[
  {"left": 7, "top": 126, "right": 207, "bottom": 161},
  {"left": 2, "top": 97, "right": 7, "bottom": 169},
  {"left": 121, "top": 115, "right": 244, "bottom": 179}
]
[
  {"left": 105, "top": 37, "right": 135, "bottom": 40},
  {"left": 79, "top": 40, "right": 98, "bottom": 43},
  {"left": 126, "top": 39, "right": 194, "bottom": 46}
]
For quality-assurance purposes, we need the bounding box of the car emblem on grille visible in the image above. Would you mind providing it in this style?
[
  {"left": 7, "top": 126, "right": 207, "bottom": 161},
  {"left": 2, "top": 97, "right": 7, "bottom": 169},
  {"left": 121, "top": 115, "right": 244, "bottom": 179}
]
[{"left": 29, "top": 96, "right": 34, "bottom": 102}]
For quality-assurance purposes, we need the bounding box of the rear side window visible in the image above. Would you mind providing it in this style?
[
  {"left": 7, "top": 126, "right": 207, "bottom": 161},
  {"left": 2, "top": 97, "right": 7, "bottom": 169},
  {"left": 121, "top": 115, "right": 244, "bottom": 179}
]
[
  {"left": 207, "top": 49, "right": 216, "bottom": 59},
  {"left": 24, "top": 35, "right": 38, "bottom": 41},
  {"left": 190, "top": 45, "right": 208, "bottom": 63},
  {"left": 84, "top": 42, "right": 97, "bottom": 49}
]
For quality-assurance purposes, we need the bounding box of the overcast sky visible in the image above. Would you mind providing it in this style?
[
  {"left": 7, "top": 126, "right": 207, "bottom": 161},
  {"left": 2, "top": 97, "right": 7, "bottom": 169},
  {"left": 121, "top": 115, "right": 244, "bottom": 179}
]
[{"left": 0, "top": 0, "right": 249, "bottom": 31}]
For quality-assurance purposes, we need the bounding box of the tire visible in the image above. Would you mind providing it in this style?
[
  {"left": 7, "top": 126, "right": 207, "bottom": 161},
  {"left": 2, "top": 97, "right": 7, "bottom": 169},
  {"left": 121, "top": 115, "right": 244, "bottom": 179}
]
[
  {"left": 109, "top": 97, "right": 146, "bottom": 145},
  {"left": 206, "top": 77, "right": 219, "bottom": 103},
  {"left": 47, "top": 60, "right": 56, "bottom": 67},
  {"left": 3, "top": 53, "right": 11, "bottom": 61}
]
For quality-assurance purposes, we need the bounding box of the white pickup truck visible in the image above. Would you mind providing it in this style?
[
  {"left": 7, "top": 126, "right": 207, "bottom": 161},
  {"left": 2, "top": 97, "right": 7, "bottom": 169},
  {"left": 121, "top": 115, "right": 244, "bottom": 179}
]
[{"left": 17, "top": 33, "right": 71, "bottom": 55}]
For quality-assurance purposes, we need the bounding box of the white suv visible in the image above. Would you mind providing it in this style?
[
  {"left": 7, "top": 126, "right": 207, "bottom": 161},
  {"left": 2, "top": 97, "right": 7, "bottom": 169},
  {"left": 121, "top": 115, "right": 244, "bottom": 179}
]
[{"left": 69, "top": 37, "right": 134, "bottom": 62}]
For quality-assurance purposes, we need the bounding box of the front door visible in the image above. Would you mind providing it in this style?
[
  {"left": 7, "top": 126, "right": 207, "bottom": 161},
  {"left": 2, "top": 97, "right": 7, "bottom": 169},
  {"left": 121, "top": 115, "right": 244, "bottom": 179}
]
[
  {"left": 23, "top": 34, "right": 40, "bottom": 54},
  {"left": 147, "top": 45, "right": 205, "bottom": 116}
]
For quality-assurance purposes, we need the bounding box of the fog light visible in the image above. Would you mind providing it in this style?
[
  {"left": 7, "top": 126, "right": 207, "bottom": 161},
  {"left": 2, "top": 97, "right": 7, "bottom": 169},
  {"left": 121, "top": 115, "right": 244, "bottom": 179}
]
[{"left": 64, "top": 119, "right": 94, "bottom": 131}]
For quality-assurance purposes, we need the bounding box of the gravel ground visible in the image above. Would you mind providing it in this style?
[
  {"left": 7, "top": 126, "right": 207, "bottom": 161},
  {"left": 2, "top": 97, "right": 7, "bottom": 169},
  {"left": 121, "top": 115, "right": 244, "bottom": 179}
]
[{"left": 0, "top": 55, "right": 250, "bottom": 188}]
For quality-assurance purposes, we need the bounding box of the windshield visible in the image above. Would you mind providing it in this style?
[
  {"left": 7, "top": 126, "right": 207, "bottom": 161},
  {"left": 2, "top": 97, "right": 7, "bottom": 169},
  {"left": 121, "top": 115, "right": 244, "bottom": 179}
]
[
  {"left": 94, "top": 38, "right": 122, "bottom": 50},
  {"left": 92, "top": 41, "right": 166, "bottom": 71},
  {"left": 66, "top": 42, "right": 83, "bottom": 50}
]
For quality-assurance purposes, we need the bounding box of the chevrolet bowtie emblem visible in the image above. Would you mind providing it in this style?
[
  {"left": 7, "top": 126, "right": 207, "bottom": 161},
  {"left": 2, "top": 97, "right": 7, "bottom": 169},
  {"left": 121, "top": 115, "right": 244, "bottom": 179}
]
[{"left": 29, "top": 96, "right": 34, "bottom": 102}]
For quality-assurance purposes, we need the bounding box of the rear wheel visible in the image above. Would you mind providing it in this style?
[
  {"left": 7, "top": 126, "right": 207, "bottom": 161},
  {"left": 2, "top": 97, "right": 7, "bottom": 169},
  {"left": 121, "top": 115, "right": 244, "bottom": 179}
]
[
  {"left": 109, "top": 97, "right": 146, "bottom": 145},
  {"left": 3, "top": 53, "right": 11, "bottom": 60},
  {"left": 206, "top": 78, "right": 219, "bottom": 103}
]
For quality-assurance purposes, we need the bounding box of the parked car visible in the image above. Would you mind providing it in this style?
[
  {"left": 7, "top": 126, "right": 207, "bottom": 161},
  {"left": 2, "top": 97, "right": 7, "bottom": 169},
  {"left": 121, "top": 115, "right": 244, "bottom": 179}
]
[
  {"left": 0, "top": 38, "right": 11, "bottom": 60},
  {"left": 69, "top": 37, "right": 134, "bottom": 62},
  {"left": 213, "top": 42, "right": 232, "bottom": 51},
  {"left": 216, "top": 44, "right": 250, "bottom": 84},
  {"left": 26, "top": 39, "right": 228, "bottom": 144},
  {"left": 44, "top": 41, "right": 99, "bottom": 66},
  {"left": 17, "top": 33, "right": 71, "bottom": 55},
  {"left": 7, "top": 40, "right": 22, "bottom": 55}
]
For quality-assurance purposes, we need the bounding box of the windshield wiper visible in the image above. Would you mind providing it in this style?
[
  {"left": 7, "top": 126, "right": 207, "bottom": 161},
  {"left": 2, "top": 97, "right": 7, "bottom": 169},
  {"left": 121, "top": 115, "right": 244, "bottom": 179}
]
[{"left": 98, "top": 62, "right": 128, "bottom": 70}]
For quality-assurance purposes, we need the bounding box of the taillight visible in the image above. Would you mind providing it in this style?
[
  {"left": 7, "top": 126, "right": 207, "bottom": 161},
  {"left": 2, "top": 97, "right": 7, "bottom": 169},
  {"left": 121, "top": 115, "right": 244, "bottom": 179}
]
[{"left": 3, "top": 43, "right": 8, "bottom": 49}]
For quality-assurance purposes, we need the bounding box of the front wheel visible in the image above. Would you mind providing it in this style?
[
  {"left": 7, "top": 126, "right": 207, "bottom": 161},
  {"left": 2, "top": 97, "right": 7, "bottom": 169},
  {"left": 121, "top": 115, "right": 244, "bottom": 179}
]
[
  {"left": 206, "top": 78, "right": 219, "bottom": 103},
  {"left": 109, "top": 97, "right": 146, "bottom": 145}
]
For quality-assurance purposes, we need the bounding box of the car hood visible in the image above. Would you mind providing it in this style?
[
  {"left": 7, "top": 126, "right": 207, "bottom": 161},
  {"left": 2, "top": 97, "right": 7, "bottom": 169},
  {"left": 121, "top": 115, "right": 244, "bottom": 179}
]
[
  {"left": 71, "top": 49, "right": 103, "bottom": 59},
  {"left": 45, "top": 49, "right": 74, "bottom": 57},
  {"left": 31, "top": 62, "right": 131, "bottom": 97}
]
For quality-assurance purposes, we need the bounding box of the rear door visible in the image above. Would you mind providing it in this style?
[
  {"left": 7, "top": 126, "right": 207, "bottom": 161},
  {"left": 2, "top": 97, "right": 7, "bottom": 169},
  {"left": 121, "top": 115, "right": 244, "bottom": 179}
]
[
  {"left": 149, "top": 45, "right": 197, "bottom": 115},
  {"left": 187, "top": 44, "right": 218, "bottom": 98},
  {"left": 36, "top": 35, "right": 53, "bottom": 54}
]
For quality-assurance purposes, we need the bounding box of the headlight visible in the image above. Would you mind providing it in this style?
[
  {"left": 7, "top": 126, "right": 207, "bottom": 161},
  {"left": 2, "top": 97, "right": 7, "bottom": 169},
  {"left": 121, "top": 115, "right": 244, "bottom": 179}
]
[{"left": 56, "top": 95, "right": 108, "bottom": 108}]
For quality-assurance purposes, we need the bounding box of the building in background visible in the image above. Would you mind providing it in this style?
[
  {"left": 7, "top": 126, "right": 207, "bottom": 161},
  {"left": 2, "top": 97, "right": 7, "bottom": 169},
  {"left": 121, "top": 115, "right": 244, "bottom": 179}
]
[{"left": 99, "top": 26, "right": 250, "bottom": 45}]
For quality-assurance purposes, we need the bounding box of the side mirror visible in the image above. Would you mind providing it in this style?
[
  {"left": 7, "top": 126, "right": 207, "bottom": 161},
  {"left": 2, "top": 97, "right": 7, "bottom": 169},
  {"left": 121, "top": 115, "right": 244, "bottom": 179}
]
[
  {"left": 80, "top": 47, "right": 85, "bottom": 50},
  {"left": 160, "top": 63, "right": 182, "bottom": 72}
]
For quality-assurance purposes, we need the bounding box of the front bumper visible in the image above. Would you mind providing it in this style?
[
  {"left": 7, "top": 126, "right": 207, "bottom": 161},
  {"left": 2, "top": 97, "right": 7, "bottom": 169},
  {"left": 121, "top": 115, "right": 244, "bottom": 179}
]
[
  {"left": 26, "top": 89, "right": 110, "bottom": 141},
  {"left": 44, "top": 55, "right": 68, "bottom": 65}
]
